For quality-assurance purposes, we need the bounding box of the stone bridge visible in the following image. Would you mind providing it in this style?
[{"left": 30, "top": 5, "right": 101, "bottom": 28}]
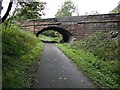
[{"left": 18, "top": 13, "right": 120, "bottom": 42}]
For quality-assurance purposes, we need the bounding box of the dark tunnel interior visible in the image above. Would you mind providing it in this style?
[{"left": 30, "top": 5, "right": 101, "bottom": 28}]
[{"left": 36, "top": 27, "right": 72, "bottom": 43}]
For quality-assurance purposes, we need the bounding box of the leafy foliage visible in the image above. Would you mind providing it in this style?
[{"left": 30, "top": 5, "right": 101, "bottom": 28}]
[
  {"left": 71, "top": 32, "right": 118, "bottom": 61},
  {"left": 55, "top": 0, "right": 76, "bottom": 17},
  {"left": 109, "top": 3, "right": 120, "bottom": 13},
  {"left": 41, "top": 30, "right": 62, "bottom": 38},
  {"left": 2, "top": 24, "right": 44, "bottom": 88},
  {"left": 13, "top": 1, "right": 46, "bottom": 20},
  {"left": 39, "top": 35, "right": 62, "bottom": 43},
  {"left": 38, "top": 30, "right": 62, "bottom": 43}
]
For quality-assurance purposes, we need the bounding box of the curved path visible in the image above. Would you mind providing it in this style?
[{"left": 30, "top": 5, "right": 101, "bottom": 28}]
[{"left": 32, "top": 43, "right": 95, "bottom": 88}]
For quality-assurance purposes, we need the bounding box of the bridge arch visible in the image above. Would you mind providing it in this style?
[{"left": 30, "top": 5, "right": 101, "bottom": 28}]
[{"left": 36, "top": 26, "right": 72, "bottom": 43}]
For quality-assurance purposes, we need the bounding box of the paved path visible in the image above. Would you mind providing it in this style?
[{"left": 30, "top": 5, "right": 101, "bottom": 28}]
[{"left": 32, "top": 43, "right": 95, "bottom": 88}]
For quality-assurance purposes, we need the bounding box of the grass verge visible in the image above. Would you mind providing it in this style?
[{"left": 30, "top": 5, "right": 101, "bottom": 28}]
[{"left": 57, "top": 44, "right": 119, "bottom": 88}]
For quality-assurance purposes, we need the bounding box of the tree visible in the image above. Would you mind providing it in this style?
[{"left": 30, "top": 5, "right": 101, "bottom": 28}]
[
  {"left": 55, "top": 0, "right": 76, "bottom": 17},
  {"left": 41, "top": 30, "right": 61, "bottom": 38},
  {"left": 14, "top": 1, "right": 46, "bottom": 20},
  {"left": 0, "top": 0, "right": 13, "bottom": 23},
  {"left": 109, "top": 3, "right": 120, "bottom": 13}
]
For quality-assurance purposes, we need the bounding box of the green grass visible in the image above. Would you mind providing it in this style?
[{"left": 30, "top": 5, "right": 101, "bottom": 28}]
[
  {"left": 71, "top": 32, "right": 118, "bottom": 61},
  {"left": 39, "top": 35, "right": 62, "bottom": 43},
  {"left": 57, "top": 42, "right": 119, "bottom": 88},
  {"left": 2, "top": 24, "right": 44, "bottom": 88}
]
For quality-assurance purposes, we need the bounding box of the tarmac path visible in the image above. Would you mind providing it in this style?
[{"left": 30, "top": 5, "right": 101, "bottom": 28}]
[{"left": 32, "top": 43, "right": 95, "bottom": 88}]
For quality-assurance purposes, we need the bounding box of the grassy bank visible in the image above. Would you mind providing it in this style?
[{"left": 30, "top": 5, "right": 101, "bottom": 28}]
[
  {"left": 39, "top": 35, "right": 61, "bottom": 43},
  {"left": 57, "top": 32, "right": 119, "bottom": 88},
  {"left": 2, "top": 24, "right": 44, "bottom": 88}
]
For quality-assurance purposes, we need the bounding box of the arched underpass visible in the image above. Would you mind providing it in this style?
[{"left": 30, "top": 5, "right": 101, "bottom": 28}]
[{"left": 36, "top": 27, "right": 73, "bottom": 43}]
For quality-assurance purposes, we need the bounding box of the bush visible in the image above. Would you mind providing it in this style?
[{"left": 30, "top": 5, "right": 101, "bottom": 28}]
[
  {"left": 2, "top": 24, "right": 44, "bottom": 88},
  {"left": 71, "top": 32, "right": 118, "bottom": 61}
]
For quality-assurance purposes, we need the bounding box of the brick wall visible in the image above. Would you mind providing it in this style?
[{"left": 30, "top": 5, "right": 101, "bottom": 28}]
[{"left": 18, "top": 13, "right": 120, "bottom": 40}]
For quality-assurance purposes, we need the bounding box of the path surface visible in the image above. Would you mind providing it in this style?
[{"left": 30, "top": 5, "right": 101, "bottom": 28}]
[{"left": 32, "top": 43, "right": 95, "bottom": 88}]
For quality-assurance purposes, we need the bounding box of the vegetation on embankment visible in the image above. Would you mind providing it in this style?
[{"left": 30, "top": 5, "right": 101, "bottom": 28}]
[
  {"left": 2, "top": 24, "right": 44, "bottom": 88},
  {"left": 38, "top": 30, "right": 62, "bottom": 43},
  {"left": 57, "top": 31, "right": 119, "bottom": 88},
  {"left": 71, "top": 32, "right": 118, "bottom": 61},
  {"left": 39, "top": 35, "right": 61, "bottom": 43}
]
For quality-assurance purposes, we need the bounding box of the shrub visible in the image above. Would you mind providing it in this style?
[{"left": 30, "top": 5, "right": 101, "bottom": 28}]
[
  {"left": 2, "top": 24, "right": 44, "bottom": 88},
  {"left": 71, "top": 32, "right": 118, "bottom": 61}
]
